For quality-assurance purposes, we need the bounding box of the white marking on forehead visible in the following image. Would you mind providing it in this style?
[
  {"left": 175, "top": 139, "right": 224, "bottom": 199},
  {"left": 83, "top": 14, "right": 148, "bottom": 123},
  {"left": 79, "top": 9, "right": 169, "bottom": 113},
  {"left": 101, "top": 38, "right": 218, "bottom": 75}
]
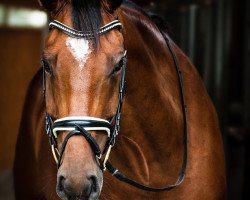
[{"left": 66, "top": 38, "right": 92, "bottom": 69}]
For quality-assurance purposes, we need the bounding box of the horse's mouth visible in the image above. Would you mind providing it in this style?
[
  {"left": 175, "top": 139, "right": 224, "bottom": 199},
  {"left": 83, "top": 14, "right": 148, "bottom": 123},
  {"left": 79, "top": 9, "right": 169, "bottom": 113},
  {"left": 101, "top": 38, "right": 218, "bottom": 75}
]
[{"left": 56, "top": 171, "right": 102, "bottom": 200}]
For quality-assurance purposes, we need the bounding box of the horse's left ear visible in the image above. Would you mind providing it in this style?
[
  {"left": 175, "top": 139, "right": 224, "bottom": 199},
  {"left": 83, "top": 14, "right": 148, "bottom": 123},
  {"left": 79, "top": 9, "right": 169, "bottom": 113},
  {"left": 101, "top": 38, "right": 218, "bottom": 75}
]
[{"left": 107, "top": 0, "right": 123, "bottom": 11}]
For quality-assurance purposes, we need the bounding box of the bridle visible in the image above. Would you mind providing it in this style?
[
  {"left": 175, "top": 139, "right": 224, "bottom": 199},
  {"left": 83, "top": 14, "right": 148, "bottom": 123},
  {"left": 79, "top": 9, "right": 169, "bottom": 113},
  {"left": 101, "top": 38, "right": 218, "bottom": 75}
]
[
  {"left": 44, "top": 19, "right": 126, "bottom": 170},
  {"left": 43, "top": 18, "right": 188, "bottom": 192}
]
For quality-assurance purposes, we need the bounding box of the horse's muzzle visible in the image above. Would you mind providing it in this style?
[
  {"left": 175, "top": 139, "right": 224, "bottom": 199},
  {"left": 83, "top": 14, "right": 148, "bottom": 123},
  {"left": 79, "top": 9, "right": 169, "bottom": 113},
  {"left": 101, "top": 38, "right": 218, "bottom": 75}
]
[{"left": 56, "top": 172, "right": 101, "bottom": 200}]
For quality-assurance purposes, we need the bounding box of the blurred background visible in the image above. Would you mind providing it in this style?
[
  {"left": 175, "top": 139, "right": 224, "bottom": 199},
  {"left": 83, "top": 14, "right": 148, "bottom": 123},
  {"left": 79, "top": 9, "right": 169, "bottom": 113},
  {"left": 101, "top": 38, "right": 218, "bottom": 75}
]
[{"left": 0, "top": 0, "right": 249, "bottom": 199}]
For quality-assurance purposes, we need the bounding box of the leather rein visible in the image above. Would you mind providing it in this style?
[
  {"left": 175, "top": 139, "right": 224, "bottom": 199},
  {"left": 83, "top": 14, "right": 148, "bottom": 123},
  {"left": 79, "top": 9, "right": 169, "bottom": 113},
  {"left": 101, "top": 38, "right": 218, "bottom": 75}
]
[{"left": 43, "top": 18, "right": 188, "bottom": 192}]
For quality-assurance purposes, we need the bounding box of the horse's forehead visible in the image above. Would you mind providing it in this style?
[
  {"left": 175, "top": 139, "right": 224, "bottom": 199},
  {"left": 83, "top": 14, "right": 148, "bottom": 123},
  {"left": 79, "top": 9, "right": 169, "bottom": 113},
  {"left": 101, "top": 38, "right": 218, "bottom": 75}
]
[{"left": 66, "top": 38, "right": 92, "bottom": 70}]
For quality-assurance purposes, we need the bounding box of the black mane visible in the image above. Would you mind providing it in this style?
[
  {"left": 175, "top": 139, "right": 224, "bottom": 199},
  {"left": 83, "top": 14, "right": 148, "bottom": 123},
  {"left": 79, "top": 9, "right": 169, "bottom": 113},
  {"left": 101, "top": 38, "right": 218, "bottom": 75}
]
[
  {"left": 70, "top": 0, "right": 169, "bottom": 44},
  {"left": 71, "top": 0, "right": 103, "bottom": 44}
]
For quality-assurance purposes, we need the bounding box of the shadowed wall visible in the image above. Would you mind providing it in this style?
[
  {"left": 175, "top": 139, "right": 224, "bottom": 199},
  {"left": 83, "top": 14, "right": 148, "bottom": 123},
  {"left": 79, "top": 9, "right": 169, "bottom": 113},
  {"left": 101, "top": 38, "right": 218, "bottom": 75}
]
[{"left": 0, "top": 28, "right": 42, "bottom": 170}]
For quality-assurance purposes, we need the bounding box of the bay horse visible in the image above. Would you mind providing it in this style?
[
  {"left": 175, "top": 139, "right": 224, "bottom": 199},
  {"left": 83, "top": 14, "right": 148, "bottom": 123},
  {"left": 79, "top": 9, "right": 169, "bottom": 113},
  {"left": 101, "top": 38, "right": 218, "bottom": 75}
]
[{"left": 14, "top": 0, "right": 226, "bottom": 199}]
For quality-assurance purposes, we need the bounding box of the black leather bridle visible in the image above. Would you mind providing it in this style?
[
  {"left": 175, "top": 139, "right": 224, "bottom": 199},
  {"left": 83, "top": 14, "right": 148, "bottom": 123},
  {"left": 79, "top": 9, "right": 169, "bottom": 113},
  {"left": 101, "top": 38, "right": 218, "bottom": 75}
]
[{"left": 43, "top": 18, "right": 188, "bottom": 192}]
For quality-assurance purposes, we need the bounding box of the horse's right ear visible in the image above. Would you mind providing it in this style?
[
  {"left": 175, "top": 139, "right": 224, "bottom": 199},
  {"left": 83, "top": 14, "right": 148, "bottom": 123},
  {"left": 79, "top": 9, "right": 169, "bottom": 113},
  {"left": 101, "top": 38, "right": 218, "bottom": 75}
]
[{"left": 38, "top": 0, "right": 58, "bottom": 12}]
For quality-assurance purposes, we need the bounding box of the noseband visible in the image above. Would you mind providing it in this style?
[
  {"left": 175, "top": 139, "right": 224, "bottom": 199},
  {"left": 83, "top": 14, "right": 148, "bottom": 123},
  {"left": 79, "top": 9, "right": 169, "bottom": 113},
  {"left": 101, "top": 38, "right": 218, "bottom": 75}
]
[{"left": 43, "top": 18, "right": 188, "bottom": 192}]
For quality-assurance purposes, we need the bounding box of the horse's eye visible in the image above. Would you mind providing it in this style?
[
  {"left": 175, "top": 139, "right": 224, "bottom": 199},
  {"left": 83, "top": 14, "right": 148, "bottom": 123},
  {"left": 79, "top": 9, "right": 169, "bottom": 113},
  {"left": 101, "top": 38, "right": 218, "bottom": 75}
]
[
  {"left": 112, "top": 58, "right": 123, "bottom": 75},
  {"left": 42, "top": 60, "right": 52, "bottom": 74}
]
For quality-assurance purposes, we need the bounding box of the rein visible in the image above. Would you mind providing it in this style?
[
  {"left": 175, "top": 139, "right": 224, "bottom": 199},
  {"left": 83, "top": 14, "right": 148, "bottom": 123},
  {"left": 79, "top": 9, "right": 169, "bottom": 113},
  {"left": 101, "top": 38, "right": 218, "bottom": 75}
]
[
  {"left": 106, "top": 33, "right": 188, "bottom": 191},
  {"left": 43, "top": 18, "right": 188, "bottom": 191}
]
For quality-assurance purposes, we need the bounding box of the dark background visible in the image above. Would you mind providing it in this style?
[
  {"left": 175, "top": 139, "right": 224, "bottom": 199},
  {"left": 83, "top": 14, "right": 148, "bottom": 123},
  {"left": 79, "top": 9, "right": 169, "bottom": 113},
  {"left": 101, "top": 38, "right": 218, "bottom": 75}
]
[{"left": 0, "top": 0, "right": 249, "bottom": 199}]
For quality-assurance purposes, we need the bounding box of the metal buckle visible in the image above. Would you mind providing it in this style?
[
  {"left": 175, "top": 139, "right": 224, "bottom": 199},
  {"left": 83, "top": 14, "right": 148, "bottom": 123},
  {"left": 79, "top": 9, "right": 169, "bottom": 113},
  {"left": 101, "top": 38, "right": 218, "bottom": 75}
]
[
  {"left": 96, "top": 153, "right": 102, "bottom": 160},
  {"left": 102, "top": 145, "right": 112, "bottom": 171}
]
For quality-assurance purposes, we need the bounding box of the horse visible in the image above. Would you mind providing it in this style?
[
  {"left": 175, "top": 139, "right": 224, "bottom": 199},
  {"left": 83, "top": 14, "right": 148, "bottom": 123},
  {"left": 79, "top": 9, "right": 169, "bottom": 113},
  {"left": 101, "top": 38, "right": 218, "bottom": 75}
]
[{"left": 13, "top": 0, "right": 226, "bottom": 199}]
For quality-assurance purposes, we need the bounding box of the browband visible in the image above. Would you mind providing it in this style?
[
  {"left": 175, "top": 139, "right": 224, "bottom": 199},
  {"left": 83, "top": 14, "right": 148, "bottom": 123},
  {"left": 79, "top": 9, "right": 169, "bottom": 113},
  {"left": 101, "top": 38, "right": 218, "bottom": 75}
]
[{"left": 49, "top": 20, "right": 123, "bottom": 39}]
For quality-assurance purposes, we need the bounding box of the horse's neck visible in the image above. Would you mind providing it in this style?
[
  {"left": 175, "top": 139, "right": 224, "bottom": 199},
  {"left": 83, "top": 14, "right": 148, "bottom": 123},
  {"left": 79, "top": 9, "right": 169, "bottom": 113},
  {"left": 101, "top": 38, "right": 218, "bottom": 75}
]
[{"left": 111, "top": 8, "right": 185, "bottom": 184}]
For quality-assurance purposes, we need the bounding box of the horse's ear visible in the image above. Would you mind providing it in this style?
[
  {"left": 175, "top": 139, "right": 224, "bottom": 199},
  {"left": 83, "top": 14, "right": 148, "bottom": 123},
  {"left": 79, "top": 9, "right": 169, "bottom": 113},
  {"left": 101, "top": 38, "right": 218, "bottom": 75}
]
[
  {"left": 38, "top": 0, "right": 58, "bottom": 12},
  {"left": 106, "top": 0, "right": 123, "bottom": 11}
]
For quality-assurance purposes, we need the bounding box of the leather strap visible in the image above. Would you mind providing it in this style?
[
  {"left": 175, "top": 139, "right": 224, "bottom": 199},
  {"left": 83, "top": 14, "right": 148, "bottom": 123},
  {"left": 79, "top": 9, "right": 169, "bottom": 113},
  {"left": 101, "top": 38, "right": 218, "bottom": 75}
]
[
  {"left": 57, "top": 126, "right": 102, "bottom": 169},
  {"left": 49, "top": 20, "right": 122, "bottom": 39}
]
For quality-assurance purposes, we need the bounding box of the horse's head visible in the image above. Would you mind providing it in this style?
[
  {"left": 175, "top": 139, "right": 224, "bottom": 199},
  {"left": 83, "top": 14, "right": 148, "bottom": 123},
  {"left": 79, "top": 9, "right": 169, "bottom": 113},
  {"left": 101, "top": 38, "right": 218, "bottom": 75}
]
[{"left": 40, "top": 0, "right": 124, "bottom": 199}]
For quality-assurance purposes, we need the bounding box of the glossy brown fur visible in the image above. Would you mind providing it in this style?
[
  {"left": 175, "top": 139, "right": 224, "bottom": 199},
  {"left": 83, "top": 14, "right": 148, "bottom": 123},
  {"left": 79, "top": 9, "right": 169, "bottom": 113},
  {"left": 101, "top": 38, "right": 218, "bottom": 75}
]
[{"left": 14, "top": 1, "right": 226, "bottom": 199}]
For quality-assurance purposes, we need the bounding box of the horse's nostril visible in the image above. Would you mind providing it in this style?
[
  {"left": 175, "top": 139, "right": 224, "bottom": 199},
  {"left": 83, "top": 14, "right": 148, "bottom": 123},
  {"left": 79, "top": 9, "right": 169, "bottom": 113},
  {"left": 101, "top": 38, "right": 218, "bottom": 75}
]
[
  {"left": 58, "top": 175, "right": 66, "bottom": 192},
  {"left": 88, "top": 175, "right": 99, "bottom": 199},
  {"left": 90, "top": 176, "right": 97, "bottom": 193},
  {"left": 57, "top": 175, "right": 69, "bottom": 199}
]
